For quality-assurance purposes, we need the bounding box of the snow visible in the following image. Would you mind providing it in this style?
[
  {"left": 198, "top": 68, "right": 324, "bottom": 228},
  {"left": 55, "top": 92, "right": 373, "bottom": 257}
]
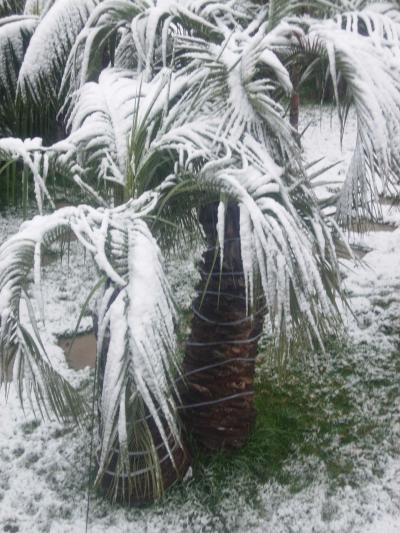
[{"left": 1, "top": 107, "right": 400, "bottom": 530}]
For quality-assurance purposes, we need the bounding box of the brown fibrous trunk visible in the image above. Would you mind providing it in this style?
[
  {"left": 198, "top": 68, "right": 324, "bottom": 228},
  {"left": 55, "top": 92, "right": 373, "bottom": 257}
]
[{"left": 181, "top": 203, "right": 265, "bottom": 451}]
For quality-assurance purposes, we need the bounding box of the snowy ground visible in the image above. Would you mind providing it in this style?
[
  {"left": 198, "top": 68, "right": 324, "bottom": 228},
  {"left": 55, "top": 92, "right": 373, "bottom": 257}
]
[{"left": 1, "top": 106, "right": 400, "bottom": 532}]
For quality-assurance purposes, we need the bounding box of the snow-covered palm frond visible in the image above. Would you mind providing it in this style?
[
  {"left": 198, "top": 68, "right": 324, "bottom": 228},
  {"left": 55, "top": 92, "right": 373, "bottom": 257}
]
[
  {"left": 0, "top": 134, "right": 109, "bottom": 209},
  {"left": 62, "top": 0, "right": 255, "bottom": 96},
  {"left": 173, "top": 25, "right": 300, "bottom": 161},
  {"left": 0, "top": 15, "right": 38, "bottom": 134},
  {"left": 128, "top": 0, "right": 229, "bottom": 79},
  {"left": 63, "top": 68, "right": 167, "bottom": 189},
  {"left": 0, "top": 0, "right": 25, "bottom": 16},
  {"left": 17, "top": 0, "right": 98, "bottom": 107},
  {"left": 60, "top": 0, "right": 142, "bottom": 98},
  {"left": 64, "top": 69, "right": 140, "bottom": 187},
  {"left": 335, "top": 6, "right": 400, "bottom": 40},
  {"left": 0, "top": 136, "right": 54, "bottom": 212},
  {"left": 291, "top": 15, "right": 400, "bottom": 224},
  {"left": 0, "top": 208, "right": 87, "bottom": 421},
  {"left": 266, "top": 0, "right": 340, "bottom": 29},
  {"left": 62, "top": 67, "right": 203, "bottom": 196},
  {"left": 1, "top": 67, "right": 195, "bottom": 210},
  {"left": 94, "top": 217, "right": 181, "bottom": 501},
  {"left": 153, "top": 130, "right": 342, "bottom": 355},
  {"left": 367, "top": 1, "right": 400, "bottom": 25},
  {"left": 231, "top": 167, "right": 340, "bottom": 351}
]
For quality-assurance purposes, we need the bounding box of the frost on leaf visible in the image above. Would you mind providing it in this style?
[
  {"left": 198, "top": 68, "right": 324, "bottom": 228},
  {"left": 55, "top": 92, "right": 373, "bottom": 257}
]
[
  {"left": 94, "top": 217, "right": 182, "bottom": 499},
  {"left": 17, "top": 0, "right": 98, "bottom": 105}
]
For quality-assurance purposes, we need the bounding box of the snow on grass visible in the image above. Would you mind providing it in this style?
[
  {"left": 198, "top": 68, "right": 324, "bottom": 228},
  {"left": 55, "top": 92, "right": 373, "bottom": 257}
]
[{"left": 1, "top": 107, "right": 400, "bottom": 531}]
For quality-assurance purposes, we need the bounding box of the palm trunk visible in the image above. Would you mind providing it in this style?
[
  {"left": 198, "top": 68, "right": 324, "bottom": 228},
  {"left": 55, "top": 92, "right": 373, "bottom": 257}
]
[{"left": 181, "top": 203, "right": 265, "bottom": 451}]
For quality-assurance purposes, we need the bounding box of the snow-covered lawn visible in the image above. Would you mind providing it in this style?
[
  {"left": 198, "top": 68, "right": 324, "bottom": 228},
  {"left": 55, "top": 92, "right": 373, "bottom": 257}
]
[{"left": 1, "top": 107, "right": 400, "bottom": 532}]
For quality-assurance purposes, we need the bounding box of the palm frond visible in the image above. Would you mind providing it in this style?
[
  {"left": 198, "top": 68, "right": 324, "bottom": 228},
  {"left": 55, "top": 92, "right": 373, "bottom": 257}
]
[
  {"left": 173, "top": 25, "right": 300, "bottom": 162},
  {"left": 291, "top": 14, "right": 400, "bottom": 225},
  {"left": 0, "top": 15, "right": 38, "bottom": 135},
  {"left": 94, "top": 217, "right": 182, "bottom": 502},
  {"left": 61, "top": 0, "right": 256, "bottom": 97},
  {"left": 0, "top": 0, "right": 25, "bottom": 16},
  {"left": 61, "top": 66, "right": 202, "bottom": 196},
  {"left": 335, "top": 6, "right": 400, "bottom": 40},
  {"left": 60, "top": 0, "right": 142, "bottom": 99},
  {"left": 0, "top": 135, "right": 109, "bottom": 209},
  {"left": 0, "top": 208, "right": 87, "bottom": 422},
  {"left": 17, "top": 0, "right": 98, "bottom": 108},
  {"left": 0, "top": 136, "right": 54, "bottom": 212},
  {"left": 64, "top": 69, "right": 140, "bottom": 188},
  {"left": 0, "top": 198, "right": 184, "bottom": 500},
  {"left": 266, "top": 0, "right": 346, "bottom": 29}
]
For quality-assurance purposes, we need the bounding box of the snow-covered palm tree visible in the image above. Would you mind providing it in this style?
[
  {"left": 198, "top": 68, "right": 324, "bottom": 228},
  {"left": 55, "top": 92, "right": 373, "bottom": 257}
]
[{"left": 0, "top": 0, "right": 400, "bottom": 504}]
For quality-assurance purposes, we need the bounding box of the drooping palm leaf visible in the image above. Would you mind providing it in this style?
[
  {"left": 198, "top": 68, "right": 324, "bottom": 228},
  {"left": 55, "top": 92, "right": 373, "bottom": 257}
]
[
  {"left": 0, "top": 15, "right": 38, "bottom": 135},
  {"left": 64, "top": 69, "right": 141, "bottom": 187},
  {"left": 0, "top": 199, "right": 184, "bottom": 500},
  {"left": 286, "top": 12, "right": 400, "bottom": 224},
  {"left": 173, "top": 25, "right": 302, "bottom": 163},
  {"left": 148, "top": 119, "right": 343, "bottom": 354},
  {"left": 0, "top": 134, "right": 110, "bottom": 210},
  {"left": 0, "top": 0, "right": 25, "bottom": 16},
  {"left": 61, "top": 0, "right": 256, "bottom": 97},
  {"left": 94, "top": 217, "right": 182, "bottom": 501},
  {"left": 17, "top": 0, "right": 98, "bottom": 108},
  {"left": 0, "top": 208, "right": 87, "bottom": 422},
  {"left": 0, "top": 136, "right": 54, "bottom": 212}
]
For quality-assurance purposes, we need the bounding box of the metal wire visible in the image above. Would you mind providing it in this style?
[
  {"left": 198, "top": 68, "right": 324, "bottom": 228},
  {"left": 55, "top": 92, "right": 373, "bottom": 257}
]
[
  {"left": 103, "top": 390, "right": 255, "bottom": 478},
  {"left": 191, "top": 304, "right": 267, "bottom": 326},
  {"left": 199, "top": 269, "right": 245, "bottom": 277},
  {"left": 186, "top": 331, "right": 263, "bottom": 347},
  {"left": 104, "top": 441, "right": 180, "bottom": 479},
  {"left": 194, "top": 289, "right": 265, "bottom": 302},
  {"left": 177, "top": 390, "right": 254, "bottom": 410}
]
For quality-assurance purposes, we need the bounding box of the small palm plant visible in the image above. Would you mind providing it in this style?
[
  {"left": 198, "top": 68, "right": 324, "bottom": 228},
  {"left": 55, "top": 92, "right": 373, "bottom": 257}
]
[{"left": 0, "top": 0, "right": 400, "bottom": 504}]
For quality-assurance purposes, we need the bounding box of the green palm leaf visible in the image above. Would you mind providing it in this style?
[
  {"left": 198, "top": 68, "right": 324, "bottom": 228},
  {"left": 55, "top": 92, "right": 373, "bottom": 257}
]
[{"left": 0, "top": 15, "right": 38, "bottom": 134}]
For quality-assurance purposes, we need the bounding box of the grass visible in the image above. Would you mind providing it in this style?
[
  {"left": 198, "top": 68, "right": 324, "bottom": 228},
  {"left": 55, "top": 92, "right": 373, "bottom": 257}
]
[{"left": 161, "top": 334, "right": 395, "bottom": 514}]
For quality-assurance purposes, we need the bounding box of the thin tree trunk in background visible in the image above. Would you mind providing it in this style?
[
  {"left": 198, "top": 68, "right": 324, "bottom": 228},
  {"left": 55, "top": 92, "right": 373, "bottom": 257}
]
[
  {"left": 181, "top": 203, "right": 265, "bottom": 451},
  {"left": 290, "top": 91, "right": 300, "bottom": 131},
  {"left": 290, "top": 64, "right": 301, "bottom": 132}
]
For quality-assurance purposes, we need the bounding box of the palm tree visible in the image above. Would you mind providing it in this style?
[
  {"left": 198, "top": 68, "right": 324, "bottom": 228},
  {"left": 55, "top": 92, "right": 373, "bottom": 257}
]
[{"left": 0, "top": 0, "right": 399, "bottom": 504}]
